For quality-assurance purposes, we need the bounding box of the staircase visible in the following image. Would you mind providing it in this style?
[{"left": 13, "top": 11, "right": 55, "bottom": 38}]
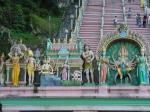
[
  {"left": 125, "top": 0, "right": 150, "bottom": 43},
  {"left": 103, "top": 0, "right": 124, "bottom": 35},
  {"left": 79, "top": 0, "right": 102, "bottom": 54}
]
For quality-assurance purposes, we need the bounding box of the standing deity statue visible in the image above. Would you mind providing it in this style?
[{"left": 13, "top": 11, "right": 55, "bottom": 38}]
[
  {"left": 81, "top": 44, "right": 94, "bottom": 83},
  {"left": 100, "top": 48, "right": 109, "bottom": 84},
  {"left": 58, "top": 38, "right": 60, "bottom": 43},
  {"left": 61, "top": 60, "right": 69, "bottom": 80},
  {"left": 47, "top": 38, "right": 52, "bottom": 50},
  {"left": 136, "top": 48, "right": 149, "bottom": 85},
  {"left": 26, "top": 48, "right": 36, "bottom": 86},
  {"left": 0, "top": 53, "right": 5, "bottom": 86},
  {"left": 53, "top": 38, "right": 56, "bottom": 44},
  {"left": 8, "top": 51, "right": 24, "bottom": 86}
]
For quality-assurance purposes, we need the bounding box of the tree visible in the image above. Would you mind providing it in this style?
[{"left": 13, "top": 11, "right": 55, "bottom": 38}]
[{"left": 12, "top": 4, "right": 25, "bottom": 31}]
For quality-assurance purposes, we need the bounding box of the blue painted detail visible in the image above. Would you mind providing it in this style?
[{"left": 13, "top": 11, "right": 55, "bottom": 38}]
[
  {"left": 58, "top": 45, "right": 69, "bottom": 59},
  {"left": 119, "top": 31, "right": 127, "bottom": 38}
]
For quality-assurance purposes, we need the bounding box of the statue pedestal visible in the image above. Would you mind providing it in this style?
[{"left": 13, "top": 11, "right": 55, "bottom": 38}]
[
  {"left": 138, "top": 86, "right": 150, "bottom": 97},
  {"left": 98, "top": 85, "right": 108, "bottom": 96}
]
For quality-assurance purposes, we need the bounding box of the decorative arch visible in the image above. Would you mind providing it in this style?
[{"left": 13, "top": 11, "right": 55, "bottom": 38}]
[
  {"left": 98, "top": 31, "right": 150, "bottom": 60},
  {"left": 97, "top": 30, "right": 150, "bottom": 85}
]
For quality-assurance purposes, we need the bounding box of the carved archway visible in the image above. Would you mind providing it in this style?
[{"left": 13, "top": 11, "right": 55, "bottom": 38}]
[
  {"left": 97, "top": 30, "right": 150, "bottom": 85},
  {"left": 98, "top": 31, "right": 150, "bottom": 61}
]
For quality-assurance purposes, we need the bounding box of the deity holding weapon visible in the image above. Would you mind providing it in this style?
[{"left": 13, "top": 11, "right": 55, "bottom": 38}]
[
  {"left": 109, "top": 45, "right": 136, "bottom": 84},
  {"left": 81, "top": 44, "right": 94, "bottom": 83}
]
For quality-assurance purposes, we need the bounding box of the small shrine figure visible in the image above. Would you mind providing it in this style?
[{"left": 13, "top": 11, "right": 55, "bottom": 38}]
[
  {"left": 61, "top": 60, "right": 69, "bottom": 80},
  {"left": 26, "top": 48, "right": 36, "bottom": 86},
  {"left": 46, "top": 38, "right": 52, "bottom": 50},
  {"left": 136, "top": 48, "right": 149, "bottom": 85},
  {"left": 81, "top": 44, "right": 94, "bottom": 83},
  {"left": 35, "top": 48, "right": 41, "bottom": 60},
  {"left": 64, "top": 37, "right": 67, "bottom": 43},
  {"left": 0, "top": 53, "right": 5, "bottom": 86},
  {"left": 53, "top": 38, "right": 56, "bottom": 43},
  {"left": 8, "top": 50, "right": 24, "bottom": 86},
  {"left": 69, "top": 37, "right": 73, "bottom": 43},
  {"left": 100, "top": 48, "right": 109, "bottom": 84},
  {"left": 40, "top": 59, "right": 54, "bottom": 86},
  {"left": 58, "top": 38, "right": 60, "bottom": 43}
]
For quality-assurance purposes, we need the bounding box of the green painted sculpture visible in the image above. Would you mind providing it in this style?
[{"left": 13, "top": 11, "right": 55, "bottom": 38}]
[
  {"left": 136, "top": 48, "right": 149, "bottom": 85},
  {"left": 110, "top": 45, "right": 136, "bottom": 84}
]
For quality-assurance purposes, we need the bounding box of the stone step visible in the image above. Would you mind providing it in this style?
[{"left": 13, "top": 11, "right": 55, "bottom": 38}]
[
  {"left": 80, "top": 26, "right": 100, "bottom": 29},
  {"left": 82, "top": 22, "right": 101, "bottom": 25},
  {"left": 80, "top": 29, "right": 100, "bottom": 32},
  {"left": 83, "top": 17, "right": 101, "bottom": 22}
]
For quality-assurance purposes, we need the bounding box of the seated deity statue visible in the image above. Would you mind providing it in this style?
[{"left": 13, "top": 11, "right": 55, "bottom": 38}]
[{"left": 40, "top": 59, "right": 60, "bottom": 86}]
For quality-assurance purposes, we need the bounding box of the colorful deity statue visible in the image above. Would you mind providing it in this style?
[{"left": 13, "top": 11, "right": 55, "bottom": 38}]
[
  {"left": 81, "top": 44, "right": 94, "bottom": 83},
  {"left": 41, "top": 59, "right": 53, "bottom": 75},
  {"left": 0, "top": 53, "right": 5, "bottom": 86},
  {"left": 47, "top": 38, "right": 52, "bottom": 50},
  {"left": 100, "top": 48, "right": 109, "bottom": 84},
  {"left": 110, "top": 45, "right": 136, "bottom": 84},
  {"left": 40, "top": 59, "right": 60, "bottom": 86},
  {"left": 26, "top": 48, "right": 36, "bottom": 86},
  {"left": 136, "top": 47, "right": 149, "bottom": 85},
  {"left": 61, "top": 59, "right": 69, "bottom": 80},
  {"left": 8, "top": 50, "right": 24, "bottom": 86}
]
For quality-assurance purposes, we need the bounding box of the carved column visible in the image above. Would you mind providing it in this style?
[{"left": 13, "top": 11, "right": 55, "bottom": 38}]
[{"left": 6, "top": 65, "right": 10, "bottom": 85}]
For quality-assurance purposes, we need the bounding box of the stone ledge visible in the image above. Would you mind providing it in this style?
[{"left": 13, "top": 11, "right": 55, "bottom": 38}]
[{"left": 0, "top": 86, "right": 150, "bottom": 98}]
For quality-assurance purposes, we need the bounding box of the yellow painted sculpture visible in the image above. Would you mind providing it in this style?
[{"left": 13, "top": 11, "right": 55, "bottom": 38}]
[
  {"left": 8, "top": 51, "right": 24, "bottom": 86},
  {"left": 26, "top": 48, "right": 35, "bottom": 86}
]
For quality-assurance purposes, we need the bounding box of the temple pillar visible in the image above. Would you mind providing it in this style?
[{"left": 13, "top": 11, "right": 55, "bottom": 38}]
[{"left": 6, "top": 65, "right": 10, "bottom": 85}]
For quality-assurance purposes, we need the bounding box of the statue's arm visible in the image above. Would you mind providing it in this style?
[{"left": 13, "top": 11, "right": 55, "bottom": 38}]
[
  {"left": 19, "top": 52, "right": 24, "bottom": 59},
  {"left": 91, "top": 51, "right": 94, "bottom": 61},
  {"left": 49, "top": 65, "right": 54, "bottom": 74},
  {"left": 8, "top": 52, "right": 12, "bottom": 58}
]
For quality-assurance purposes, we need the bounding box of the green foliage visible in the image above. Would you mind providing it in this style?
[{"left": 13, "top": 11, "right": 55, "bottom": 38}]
[
  {"left": 0, "top": 0, "right": 65, "bottom": 35},
  {"left": 31, "top": 14, "right": 61, "bottom": 35},
  {"left": 12, "top": 4, "right": 25, "bottom": 31},
  {"left": 11, "top": 30, "right": 42, "bottom": 45},
  {"left": 0, "top": 0, "right": 68, "bottom": 50}
]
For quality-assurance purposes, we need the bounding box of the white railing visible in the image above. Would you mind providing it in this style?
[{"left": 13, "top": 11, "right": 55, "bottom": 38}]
[
  {"left": 96, "top": 0, "right": 105, "bottom": 55},
  {"left": 71, "top": 0, "right": 88, "bottom": 40},
  {"left": 122, "top": 0, "right": 127, "bottom": 23}
]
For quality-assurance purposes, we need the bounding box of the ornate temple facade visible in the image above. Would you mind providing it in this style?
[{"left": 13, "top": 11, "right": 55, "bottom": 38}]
[{"left": 1, "top": 0, "right": 150, "bottom": 112}]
